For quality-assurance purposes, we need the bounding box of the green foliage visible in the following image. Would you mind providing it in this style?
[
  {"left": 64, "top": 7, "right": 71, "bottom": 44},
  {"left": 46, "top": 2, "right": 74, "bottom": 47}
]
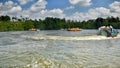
[
  {"left": 0, "top": 15, "right": 10, "bottom": 21},
  {"left": 0, "top": 15, "right": 120, "bottom": 32},
  {"left": 43, "top": 17, "right": 62, "bottom": 30},
  {"left": 0, "top": 22, "right": 7, "bottom": 31},
  {"left": 0, "top": 21, "right": 24, "bottom": 31},
  {"left": 22, "top": 20, "right": 34, "bottom": 30}
]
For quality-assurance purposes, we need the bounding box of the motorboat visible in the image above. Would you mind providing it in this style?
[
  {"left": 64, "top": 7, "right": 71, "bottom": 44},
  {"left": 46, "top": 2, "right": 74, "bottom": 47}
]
[{"left": 98, "top": 26, "right": 119, "bottom": 37}]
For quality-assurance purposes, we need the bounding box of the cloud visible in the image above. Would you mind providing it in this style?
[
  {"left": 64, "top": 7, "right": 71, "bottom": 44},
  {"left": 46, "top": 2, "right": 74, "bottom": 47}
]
[
  {"left": 30, "top": 0, "right": 47, "bottom": 12},
  {"left": 66, "top": 1, "right": 120, "bottom": 21},
  {"left": 9, "top": 6, "right": 22, "bottom": 13},
  {"left": 65, "top": 6, "right": 74, "bottom": 10},
  {"left": 0, "top": 3, "right": 2, "bottom": 7},
  {"left": 0, "top": 1, "right": 21, "bottom": 15},
  {"left": 69, "top": 0, "right": 92, "bottom": 6},
  {"left": 18, "top": 0, "right": 33, "bottom": 5},
  {"left": 109, "top": 1, "right": 120, "bottom": 13},
  {"left": 44, "top": 9, "right": 65, "bottom": 18},
  {"left": 0, "top": 1, "right": 15, "bottom": 11},
  {"left": 0, "top": 0, "right": 65, "bottom": 19},
  {"left": 5, "top": 0, "right": 14, "bottom": 6},
  {"left": 67, "top": 7, "right": 111, "bottom": 21},
  {"left": 88, "top": 7, "right": 110, "bottom": 17},
  {"left": 26, "top": 0, "right": 65, "bottom": 19},
  {"left": 0, "top": 0, "right": 120, "bottom": 21},
  {"left": 27, "top": 8, "right": 65, "bottom": 19}
]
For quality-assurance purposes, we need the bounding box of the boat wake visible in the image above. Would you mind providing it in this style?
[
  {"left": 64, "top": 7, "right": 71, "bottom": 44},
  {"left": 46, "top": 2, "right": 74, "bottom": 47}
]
[{"left": 21, "top": 34, "right": 120, "bottom": 41}]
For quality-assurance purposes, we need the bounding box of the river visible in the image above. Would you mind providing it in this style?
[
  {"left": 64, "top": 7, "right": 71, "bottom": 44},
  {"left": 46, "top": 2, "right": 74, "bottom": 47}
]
[{"left": 0, "top": 30, "right": 120, "bottom": 68}]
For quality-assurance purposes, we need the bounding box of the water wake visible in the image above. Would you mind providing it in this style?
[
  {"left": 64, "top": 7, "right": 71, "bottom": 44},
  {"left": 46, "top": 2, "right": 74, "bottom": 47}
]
[{"left": 22, "top": 34, "right": 120, "bottom": 41}]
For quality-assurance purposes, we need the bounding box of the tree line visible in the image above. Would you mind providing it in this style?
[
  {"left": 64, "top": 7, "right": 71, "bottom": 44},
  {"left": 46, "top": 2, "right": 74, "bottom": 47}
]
[{"left": 0, "top": 15, "right": 120, "bottom": 32}]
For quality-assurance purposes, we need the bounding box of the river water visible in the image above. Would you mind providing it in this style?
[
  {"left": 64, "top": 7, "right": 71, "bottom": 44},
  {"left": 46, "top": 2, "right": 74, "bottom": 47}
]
[{"left": 0, "top": 30, "right": 120, "bottom": 68}]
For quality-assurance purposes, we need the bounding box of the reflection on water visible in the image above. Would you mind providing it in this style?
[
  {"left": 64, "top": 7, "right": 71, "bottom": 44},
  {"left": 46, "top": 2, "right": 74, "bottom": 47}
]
[{"left": 0, "top": 30, "right": 120, "bottom": 68}]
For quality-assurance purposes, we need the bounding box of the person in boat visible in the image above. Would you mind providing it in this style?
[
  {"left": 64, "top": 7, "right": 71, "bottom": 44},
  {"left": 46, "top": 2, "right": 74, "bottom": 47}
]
[{"left": 109, "top": 25, "right": 113, "bottom": 33}]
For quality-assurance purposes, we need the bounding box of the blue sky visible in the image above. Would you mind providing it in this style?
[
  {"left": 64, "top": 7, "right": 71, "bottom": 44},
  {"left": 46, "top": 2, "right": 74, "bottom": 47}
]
[
  {"left": 46, "top": 0, "right": 70, "bottom": 9},
  {"left": 0, "top": 0, "right": 120, "bottom": 21}
]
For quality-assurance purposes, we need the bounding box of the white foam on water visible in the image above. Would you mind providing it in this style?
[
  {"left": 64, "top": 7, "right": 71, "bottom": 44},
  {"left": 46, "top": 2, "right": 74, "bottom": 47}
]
[{"left": 22, "top": 34, "right": 120, "bottom": 41}]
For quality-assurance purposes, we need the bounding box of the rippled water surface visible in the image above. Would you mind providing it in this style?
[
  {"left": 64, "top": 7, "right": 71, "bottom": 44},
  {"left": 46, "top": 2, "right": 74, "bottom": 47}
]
[{"left": 0, "top": 30, "right": 120, "bottom": 68}]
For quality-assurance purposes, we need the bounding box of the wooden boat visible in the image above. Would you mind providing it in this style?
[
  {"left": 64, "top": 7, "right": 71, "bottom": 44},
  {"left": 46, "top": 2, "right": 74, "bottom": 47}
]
[
  {"left": 29, "top": 28, "right": 37, "bottom": 31},
  {"left": 67, "top": 28, "right": 81, "bottom": 31}
]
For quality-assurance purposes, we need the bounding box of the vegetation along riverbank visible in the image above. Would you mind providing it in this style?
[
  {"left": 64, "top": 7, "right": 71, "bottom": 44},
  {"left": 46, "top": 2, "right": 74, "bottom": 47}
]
[{"left": 0, "top": 15, "right": 120, "bottom": 32}]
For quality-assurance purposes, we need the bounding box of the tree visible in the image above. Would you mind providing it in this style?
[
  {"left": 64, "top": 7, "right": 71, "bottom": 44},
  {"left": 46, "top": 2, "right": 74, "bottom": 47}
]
[
  {"left": 0, "top": 15, "right": 10, "bottom": 21},
  {"left": 95, "top": 17, "right": 104, "bottom": 28}
]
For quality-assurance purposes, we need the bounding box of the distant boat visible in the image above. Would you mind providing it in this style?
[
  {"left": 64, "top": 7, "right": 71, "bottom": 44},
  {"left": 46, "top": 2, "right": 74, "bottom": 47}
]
[
  {"left": 98, "top": 26, "right": 119, "bottom": 37},
  {"left": 67, "top": 28, "right": 82, "bottom": 31},
  {"left": 29, "top": 28, "right": 37, "bottom": 31}
]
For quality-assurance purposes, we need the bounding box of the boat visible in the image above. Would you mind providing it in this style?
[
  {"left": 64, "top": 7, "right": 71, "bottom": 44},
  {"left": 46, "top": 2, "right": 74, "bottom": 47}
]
[
  {"left": 29, "top": 28, "right": 37, "bottom": 31},
  {"left": 98, "top": 26, "right": 119, "bottom": 37},
  {"left": 67, "top": 28, "right": 81, "bottom": 31}
]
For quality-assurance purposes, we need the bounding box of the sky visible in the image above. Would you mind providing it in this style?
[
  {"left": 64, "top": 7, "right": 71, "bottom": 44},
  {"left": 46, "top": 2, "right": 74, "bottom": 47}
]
[{"left": 0, "top": 0, "right": 120, "bottom": 21}]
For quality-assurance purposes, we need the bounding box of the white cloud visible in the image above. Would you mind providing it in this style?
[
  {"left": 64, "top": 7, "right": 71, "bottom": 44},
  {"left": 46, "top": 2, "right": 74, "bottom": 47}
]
[
  {"left": 18, "top": 0, "right": 33, "bottom": 5},
  {"left": 0, "top": 0, "right": 120, "bottom": 21},
  {"left": 29, "top": 8, "right": 65, "bottom": 19},
  {"left": 46, "top": 9, "right": 65, "bottom": 18},
  {"left": 0, "top": 0, "right": 65, "bottom": 19},
  {"left": 49, "top": 9, "right": 63, "bottom": 14},
  {"left": 66, "top": 1, "right": 120, "bottom": 21},
  {"left": 67, "top": 3, "right": 120, "bottom": 21},
  {"left": 0, "top": 3, "right": 2, "bottom": 7},
  {"left": 67, "top": 7, "right": 111, "bottom": 21},
  {"left": 65, "top": 6, "right": 74, "bottom": 10},
  {"left": 5, "top": 0, "right": 14, "bottom": 6},
  {"left": 66, "top": 12, "right": 83, "bottom": 21},
  {"left": 88, "top": 7, "right": 110, "bottom": 17},
  {"left": 0, "top": 1, "right": 20, "bottom": 15},
  {"left": 9, "top": 6, "right": 22, "bottom": 13},
  {"left": 69, "top": 0, "right": 92, "bottom": 6},
  {"left": 109, "top": 1, "right": 120, "bottom": 13},
  {"left": 1, "top": 1, "right": 15, "bottom": 11},
  {"left": 30, "top": 0, "right": 47, "bottom": 12}
]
